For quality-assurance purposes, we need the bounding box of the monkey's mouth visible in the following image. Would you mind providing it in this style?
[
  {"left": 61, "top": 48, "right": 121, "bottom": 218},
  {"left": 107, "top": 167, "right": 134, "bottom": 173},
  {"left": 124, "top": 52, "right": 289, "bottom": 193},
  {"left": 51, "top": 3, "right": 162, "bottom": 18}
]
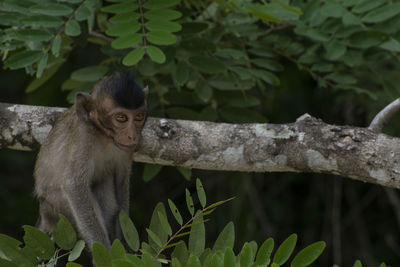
[{"left": 115, "top": 142, "right": 136, "bottom": 151}]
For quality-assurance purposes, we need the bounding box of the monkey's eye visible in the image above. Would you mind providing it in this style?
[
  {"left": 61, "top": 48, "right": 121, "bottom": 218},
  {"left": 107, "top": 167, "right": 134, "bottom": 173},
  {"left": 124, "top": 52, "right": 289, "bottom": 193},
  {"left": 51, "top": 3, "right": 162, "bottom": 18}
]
[
  {"left": 115, "top": 114, "right": 128, "bottom": 123},
  {"left": 135, "top": 113, "right": 145, "bottom": 121}
]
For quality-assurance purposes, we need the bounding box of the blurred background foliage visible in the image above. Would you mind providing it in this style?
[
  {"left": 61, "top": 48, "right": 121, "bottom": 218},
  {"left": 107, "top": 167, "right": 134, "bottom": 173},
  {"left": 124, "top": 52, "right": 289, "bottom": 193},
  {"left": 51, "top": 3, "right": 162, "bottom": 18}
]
[{"left": 0, "top": 0, "right": 400, "bottom": 265}]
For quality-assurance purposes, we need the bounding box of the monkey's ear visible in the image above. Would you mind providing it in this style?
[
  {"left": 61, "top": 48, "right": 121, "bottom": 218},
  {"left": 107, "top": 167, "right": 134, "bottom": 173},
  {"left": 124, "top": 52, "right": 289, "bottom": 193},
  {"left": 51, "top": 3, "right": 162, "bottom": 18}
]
[
  {"left": 143, "top": 85, "right": 149, "bottom": 98},
  {"left": 75, "top": 92, "right": 94, "bottom": 121}
]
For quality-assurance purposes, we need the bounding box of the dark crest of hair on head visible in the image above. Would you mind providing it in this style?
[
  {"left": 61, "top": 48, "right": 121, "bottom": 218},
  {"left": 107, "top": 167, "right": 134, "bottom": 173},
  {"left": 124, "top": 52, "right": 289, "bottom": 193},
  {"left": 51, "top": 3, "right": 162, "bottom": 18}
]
[{"left": 96, "top": 72, "right": 145, "bottom": 109}]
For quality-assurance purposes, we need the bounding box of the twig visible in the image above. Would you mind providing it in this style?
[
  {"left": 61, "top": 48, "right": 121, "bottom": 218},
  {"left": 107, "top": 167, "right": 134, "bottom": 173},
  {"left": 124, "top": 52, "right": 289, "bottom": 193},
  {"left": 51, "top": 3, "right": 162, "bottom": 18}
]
[
  {"left": 88, "top": 31, "right": 114, "bottom": 43},
  {"left": 369, "top": 98, "right": 400, "bottom": 133},
  {"left": 265, "top": 23, "right": 294, "bottom": 35}
]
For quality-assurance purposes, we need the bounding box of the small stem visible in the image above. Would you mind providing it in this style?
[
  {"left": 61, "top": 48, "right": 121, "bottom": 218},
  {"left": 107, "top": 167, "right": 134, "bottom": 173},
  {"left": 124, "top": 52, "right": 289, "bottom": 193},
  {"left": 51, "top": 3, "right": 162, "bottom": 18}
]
[
  {"left": 368, "top": 98, "right": 400, "bottom": 133},
  {"left": 88, "top": 31, "right": 114, "bottom": 43},
  {"left": 138, "top": 0, "right": 147, "bottom": 47}
]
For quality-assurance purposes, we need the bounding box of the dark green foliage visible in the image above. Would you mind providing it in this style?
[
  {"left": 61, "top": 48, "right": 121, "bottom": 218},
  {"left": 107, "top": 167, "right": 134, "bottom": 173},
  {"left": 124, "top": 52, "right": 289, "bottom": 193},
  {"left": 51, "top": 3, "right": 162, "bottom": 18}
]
[{"left": 0, "top": 179, "right": 389, "bottom": 266}]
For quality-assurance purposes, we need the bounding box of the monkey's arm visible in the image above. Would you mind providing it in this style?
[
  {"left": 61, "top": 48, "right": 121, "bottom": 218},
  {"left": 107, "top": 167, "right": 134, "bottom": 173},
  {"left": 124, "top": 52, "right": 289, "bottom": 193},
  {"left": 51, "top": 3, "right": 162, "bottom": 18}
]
[{"left": 64, "top": 180, "right": 112, "bottom": 250}]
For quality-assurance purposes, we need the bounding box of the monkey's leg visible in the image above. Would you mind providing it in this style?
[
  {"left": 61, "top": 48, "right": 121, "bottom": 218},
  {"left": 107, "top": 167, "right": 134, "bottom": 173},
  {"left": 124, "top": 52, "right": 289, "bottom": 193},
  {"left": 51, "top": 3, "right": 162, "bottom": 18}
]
[
  {"left": 36, "top": 199, "right": 59, "bottom": 235},
  {"left": 113, "top": 169, "right": 130, "bottom": 242}
]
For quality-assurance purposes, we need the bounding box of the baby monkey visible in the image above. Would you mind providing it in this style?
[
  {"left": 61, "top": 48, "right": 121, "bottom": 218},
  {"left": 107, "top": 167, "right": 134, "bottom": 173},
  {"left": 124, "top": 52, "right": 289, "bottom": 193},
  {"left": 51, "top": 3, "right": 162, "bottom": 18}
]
[{"left": 34, "top": 72, "right": 148, "bottom": 252}]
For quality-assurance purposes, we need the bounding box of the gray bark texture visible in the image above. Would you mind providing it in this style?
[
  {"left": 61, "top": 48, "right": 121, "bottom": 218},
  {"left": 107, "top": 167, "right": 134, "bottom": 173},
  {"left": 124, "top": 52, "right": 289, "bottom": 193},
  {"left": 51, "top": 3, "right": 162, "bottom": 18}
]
[{"left": 1, "top": 102, "right": 400, "bottom": 189}]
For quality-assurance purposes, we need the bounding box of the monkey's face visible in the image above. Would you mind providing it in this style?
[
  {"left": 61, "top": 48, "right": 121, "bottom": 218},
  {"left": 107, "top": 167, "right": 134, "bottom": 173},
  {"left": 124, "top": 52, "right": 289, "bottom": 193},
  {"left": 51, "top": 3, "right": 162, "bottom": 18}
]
[{"left": 91, "top": 98, "right": 147, "bottom": 151}]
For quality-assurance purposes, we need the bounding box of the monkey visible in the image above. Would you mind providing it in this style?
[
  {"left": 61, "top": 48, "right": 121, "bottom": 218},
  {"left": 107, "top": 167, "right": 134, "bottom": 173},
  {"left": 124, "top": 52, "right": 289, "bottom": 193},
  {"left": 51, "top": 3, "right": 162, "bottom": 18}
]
[{"left": 33, "top": 72, "right": 148, "bottom": 254}]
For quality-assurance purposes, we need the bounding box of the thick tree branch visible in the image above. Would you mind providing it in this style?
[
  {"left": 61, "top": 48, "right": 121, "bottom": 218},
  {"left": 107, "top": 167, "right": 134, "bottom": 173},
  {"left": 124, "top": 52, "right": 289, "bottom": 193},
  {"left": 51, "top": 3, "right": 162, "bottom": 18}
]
[{"left": 1, "top": 103, "right": 400, "bottom": 189}]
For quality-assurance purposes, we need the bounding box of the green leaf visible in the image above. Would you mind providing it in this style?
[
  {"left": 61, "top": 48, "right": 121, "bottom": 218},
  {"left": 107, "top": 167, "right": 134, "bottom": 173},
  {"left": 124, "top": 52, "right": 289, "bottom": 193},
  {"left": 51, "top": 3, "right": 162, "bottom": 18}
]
[
  {"left": 93, "top": 242, "right": 112, "bottom": 267},
  {"left": 146, "top": 45, "right": 166, "bottom": 64},
  {"left": 143, "top": 163, "right": 163, "bottom": 182},
  {"left": 16, "top": 29, "right": 53, "bottom": 42},
  {"left": 53, "top": 214, "right": 77, "bottom": 250},
  {"left": 123, "top": 47, "right": 146, "bottom": 66},
  {"left": 324, "top": 41, "right": 347, "bottom": 60},
  {"left": 224, "top": 247, "right": 236, "bottom": 267},
  {"left": 362, "top": 3, "right": 400, "bottom": 23},
  {"left": 342, "top": 12, "right": 360, "bottom": 25},
  {"left": 119, "top": 210, "right": 140, "bottom": 252},
  {"left": 189, "top": 212, "right": 205, "bottom": 256},
  {"left": 348, "top": 31, "right": 388, "bottom": 48},
  {"left": 147, "top": 31, "right": 177, "bottom": 45},
  {"left": 210, "top": 252, "right": 224, "bottom": 267},
  {"left": 216, "top": 49, "right": 248, "bottom": 60},
  {"left": 168, "top": 199, "right": 183, "bottom": 225},
  {"left": 380, "top": 38, "right": 400, "bottom": 52},
  {"left": 213, "top": 222, "right": 235, "bottom": 252},
  {"left": 101, "top": 2, "right": 138, "bottom": 14},
  {"left": 187, "top": 254, "right": 201, "bottom": 267},
  {"left": 157, "top": 211, "right": 172, "bottom": 236},
  {"left": 30, "top": 4, "right": 73, "bottom": 16},
  {"left": 71, "top": 65, "right": 108, "bottom": 82},
  {"left": 143, "top": 0, "right": 180, "bottom": 9},
  {"left": 36, "top": 53, "right": 48, "bottom": 78},
  {"left": 256, "top": 238, "right": 274, "bottom": 266},
  {"left": 250, "top": 69, "right": 280, "bottom": 86},
  {"left": 240, "top": 242, "right": 255, "bottom": 267},
  {"left": 146, "top": 228, "right": 163, "bottom": 248},
  {"left": 145, "top": 20, "right": 181, "bottom": 32},
  {"left": 174, "top": 65, "right": 193, "bottom": 86},
  {"left": 26, "top": 61, "right": 63, "bottom": 93},
  {"left": 196, "top": 178, "right": 206, "bottom": 208},
  {"left": 379, "top": 263, "right": 387, "bottom": 267},
  {"left": 189, "top": 56, "right": 226, "bottom": 74},
  {"left": 294, "top": 24, "right": 330, "bottom": 42},
  {"left": 353, "top": 0, "right": 385, "bottom": 14},
  {"left": 65, "top": 20, "right": 81, "bottom": 37},
  {"left": 325, "top": 73, "right": 357, "bottom": 85},
  {"left": 291, "top": 241, "right": 326, "bottom": 267},
  {"left": 126, "top": 254, "right": 142, "bottom": 266},
  {"left": 68, "top": 240, "right": 85, "bottom": 262},
  {"left": 144, "top": 9, "right": 182, "bottom": 20},
  {"left": 171, "top": 257, "right": 182, "bottom": 267},
  {"left": 195, "top": 81, "right": 213, "bottom": 103},
  {"left": 272, "top": 233, "right": 297, "bottom": 265},
  {"left": 75, "top": 5, "right": 92, "bottom": 21},
  {"left": 110, "top": 12, "right": 141, "bottom": 23},
  {"left": 208, "top": 75, "right": 254, "bottom": 91},
  {"left": 112, "top": 259, "right": 135, "bottom": 267},
  {"left": 185, "top": 189, "right": 195, "bottom": 216},
  {"left": 112, "top": 34, "right": 142, "bottom": 49},
  {"left": 171, "top": 242, "right": 189, "bottom": 266},
  {"left": 0, "top": 234, "right": 33, "bottom": 266},
  {"left": 180, "top": 22, "right": 209, "bottom": 35},
  {"left": 22, "top": 225, "right": 54, "bottom": 260},
  {"left": 51, "top": 35, "right": 62, "bottom": 56},
  {"left": 177, "top": 167, "right": 191, "bottom": 181},
  {"left": 353, "top": 259, "right": 362, "bottom": 267},
  {"left": 106, "top": 23, "right": 141, "bottom": 37},
  {"left": 111, "top": 239, "right": 126, "bottom": 260},
  {"left": 246, "top": 4, "right": 280, "bottom": 22},
  {"left": 252, "top": 58, "right": 284, "bottom": 71},
  {"left": 21, "top": 16, "right": 63, "bottom": 28}
]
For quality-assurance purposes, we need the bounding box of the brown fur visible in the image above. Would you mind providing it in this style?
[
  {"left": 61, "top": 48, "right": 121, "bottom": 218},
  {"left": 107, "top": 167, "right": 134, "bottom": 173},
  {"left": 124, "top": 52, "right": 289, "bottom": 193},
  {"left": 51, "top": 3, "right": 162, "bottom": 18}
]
[{"left": 34, "top": 77, "right": 147, "bottom": 254}]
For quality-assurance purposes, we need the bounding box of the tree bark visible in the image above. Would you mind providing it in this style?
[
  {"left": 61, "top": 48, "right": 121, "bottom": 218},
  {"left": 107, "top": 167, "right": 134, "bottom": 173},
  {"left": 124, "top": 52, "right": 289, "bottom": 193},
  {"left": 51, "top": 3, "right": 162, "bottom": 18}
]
[{"left": 1, "top": 102, "right": 400, "bottom": 189}]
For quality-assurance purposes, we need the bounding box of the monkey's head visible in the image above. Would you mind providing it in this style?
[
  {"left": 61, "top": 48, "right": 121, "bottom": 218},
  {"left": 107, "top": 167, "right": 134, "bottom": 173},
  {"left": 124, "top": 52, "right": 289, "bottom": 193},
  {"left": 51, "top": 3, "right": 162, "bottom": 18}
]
[{"left": 75, "top": 72, "right": 148, "bottom": 151}]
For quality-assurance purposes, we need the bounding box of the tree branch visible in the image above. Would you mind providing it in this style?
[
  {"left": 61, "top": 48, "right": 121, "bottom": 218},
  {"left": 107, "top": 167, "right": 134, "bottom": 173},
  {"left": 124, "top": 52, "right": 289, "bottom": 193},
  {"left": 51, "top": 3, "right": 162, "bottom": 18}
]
[
  {"left": 1, "top": 103, "right": 400, "bottom": 189},
  {"left": 369, "top": 97, "right": 400, "bottom": 133}
]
